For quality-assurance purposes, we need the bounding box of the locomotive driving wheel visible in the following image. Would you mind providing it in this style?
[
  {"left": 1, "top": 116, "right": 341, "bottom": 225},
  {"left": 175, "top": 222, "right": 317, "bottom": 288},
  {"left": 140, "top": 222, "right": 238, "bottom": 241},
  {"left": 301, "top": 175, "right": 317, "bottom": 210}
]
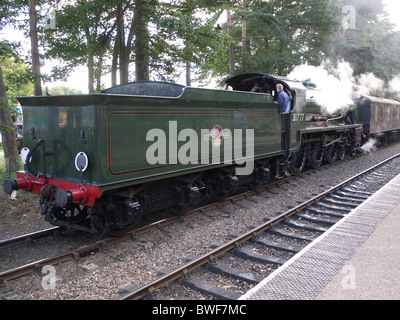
[
  {"left": 325, "top": 143, "right": 338, "bottom": 163},
  {"left": 338, "top": 144, "right": 346, "bottom": 161},
  {"left": 288, "top": 146, "right": 306, "bottom": 175},
  {"left": 307, "top": 142, "right": 324, "bottom": 168}
]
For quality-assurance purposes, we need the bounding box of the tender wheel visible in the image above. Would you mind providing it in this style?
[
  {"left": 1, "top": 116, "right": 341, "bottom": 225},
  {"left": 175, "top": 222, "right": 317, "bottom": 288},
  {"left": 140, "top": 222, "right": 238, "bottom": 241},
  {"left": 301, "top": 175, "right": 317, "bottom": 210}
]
[
  {"left": 307, "top": 142, "right": 324, "bottom": 168},
  {"left": 47, "top": 204, "right": 88, "bottom": 224},
  {"left": 209, "top": 184, "right": 229, "bottom": 202},
  {"left": 170, "top": 205, "right": 191, "bottom": 216}
]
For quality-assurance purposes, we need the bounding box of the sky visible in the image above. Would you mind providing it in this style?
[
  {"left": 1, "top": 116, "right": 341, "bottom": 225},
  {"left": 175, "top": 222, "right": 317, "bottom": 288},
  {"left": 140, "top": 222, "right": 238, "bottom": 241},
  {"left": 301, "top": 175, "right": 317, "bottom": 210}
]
[
  {"left": 1, "top": 0, "right": 400, "bottom": 93},
  {"left": 383, "top": 0, "right": 400, "bottom": 31}
]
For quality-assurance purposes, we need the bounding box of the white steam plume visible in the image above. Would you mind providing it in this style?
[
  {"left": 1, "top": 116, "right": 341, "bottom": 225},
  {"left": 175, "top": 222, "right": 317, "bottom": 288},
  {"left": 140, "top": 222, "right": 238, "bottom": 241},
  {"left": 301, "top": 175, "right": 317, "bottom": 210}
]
[
  {"left": 360, "top": 138, "right": 377, "bottom": 154},
  {"left": 287, "top": 60, "right": 389, "bottom": 114},
  {"left": 355, "top": 73, "right": 384, "bottom": 97},
  {"left": 389, "top": 75, "right": 400, "bottom": 97}
]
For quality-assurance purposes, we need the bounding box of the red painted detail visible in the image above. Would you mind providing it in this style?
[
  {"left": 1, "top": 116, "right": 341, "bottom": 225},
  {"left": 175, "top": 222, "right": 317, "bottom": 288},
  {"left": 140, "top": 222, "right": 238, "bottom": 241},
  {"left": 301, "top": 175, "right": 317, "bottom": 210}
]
[
  {"left": 15, "top": 172, "right": 99, "bottom": 206},
  {"left": 15, "top": 175, "right": 33, "bottom": 191},
  {"left": 68, "top": 185, "right": 88, "bottom": 204},
  {"left": 315, "top": 121, "right": 324, "bottom": 126}
]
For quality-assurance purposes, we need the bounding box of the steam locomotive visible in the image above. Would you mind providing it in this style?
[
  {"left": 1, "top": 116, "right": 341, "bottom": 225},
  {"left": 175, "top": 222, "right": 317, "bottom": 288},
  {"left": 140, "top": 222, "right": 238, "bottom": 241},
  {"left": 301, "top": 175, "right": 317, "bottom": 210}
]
[{"left": 3, "top": 73, "right": 400, "bottom": 235}]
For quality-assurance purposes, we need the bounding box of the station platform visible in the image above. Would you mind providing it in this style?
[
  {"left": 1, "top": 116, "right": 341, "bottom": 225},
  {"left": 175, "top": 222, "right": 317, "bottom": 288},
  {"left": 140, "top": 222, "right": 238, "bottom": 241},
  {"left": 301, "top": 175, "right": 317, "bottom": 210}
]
[{"left": 239, "top": 173, "right": 400, "bottom": 300}]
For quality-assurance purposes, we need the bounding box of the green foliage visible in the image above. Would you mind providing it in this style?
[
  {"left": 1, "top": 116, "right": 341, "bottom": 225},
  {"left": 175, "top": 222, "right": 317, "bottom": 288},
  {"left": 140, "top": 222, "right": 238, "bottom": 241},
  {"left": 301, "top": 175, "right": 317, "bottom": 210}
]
[
  {"left": 0, "top": 42, "right": 33, "bottom": 125},
  {"left": 0, "top": 56, "right": 33, "bottom": 105},
  {"left": 330, "top": 0, "right": 400, "bottom": 80},
  {"left": 2, "top": 0, "right": 400, "bottom": 90},
  {"left": 152, "top": 4, "right": 231, "bottom": 83},
  {"left": 223, "top": 0, "right": 341, "bottom": 75},
  {"left": 41, "top": 0, "right": 118, "bottom": 92},
  {"left": 47, "top": 85, "right": 83, "bottom": 95}
]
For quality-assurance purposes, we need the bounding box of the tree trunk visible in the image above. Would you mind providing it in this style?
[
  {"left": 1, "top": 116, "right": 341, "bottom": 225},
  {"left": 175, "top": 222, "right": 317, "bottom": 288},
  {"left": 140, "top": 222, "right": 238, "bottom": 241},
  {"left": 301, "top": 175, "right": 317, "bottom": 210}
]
[
  {"left": 227, "top": 8, "right": 234, "bottom": 77},
  {"left": 28, "top": 0, "right": 42, "bottom": 96},
  {"left": 134, "top": 0, "right": 149, "bottom": 81},
  {"left": 241, "top": 18, "right": 247, "bottom": 73},
  {"left": 0, "top": 66, "right": 19, "bottom": 174},
  {"left": 186, "top": 60, "right": 191, "bottom": 86},
  {"left": 87, "top": 54, "right": 95, "bottom": 93},
  {"left": 241, "top": 0, "right": 248, "bottom": 73},
  {"left": 111, "top": 35, "right": 119, "bottom": 87},
  {"left": 95, "top": 48, "right": 104, "bottom": 92},
  {"left": 117, "top": 1, "right": 129, "bottom": 84}
]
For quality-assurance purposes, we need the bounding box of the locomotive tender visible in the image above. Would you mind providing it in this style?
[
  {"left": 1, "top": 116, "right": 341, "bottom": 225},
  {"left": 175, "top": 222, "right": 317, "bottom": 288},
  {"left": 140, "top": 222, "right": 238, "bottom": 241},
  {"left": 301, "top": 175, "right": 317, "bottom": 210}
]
[{"left": 3, "top": 73, "right": 398, "bottom": 235}]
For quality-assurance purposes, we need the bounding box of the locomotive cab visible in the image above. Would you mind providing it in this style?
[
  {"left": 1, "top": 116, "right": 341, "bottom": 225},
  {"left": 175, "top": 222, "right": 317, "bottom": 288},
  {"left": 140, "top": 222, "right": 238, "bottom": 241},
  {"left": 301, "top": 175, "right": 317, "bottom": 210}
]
[{"left": 225, "top": 73, "right": 297, "bottom": 113}]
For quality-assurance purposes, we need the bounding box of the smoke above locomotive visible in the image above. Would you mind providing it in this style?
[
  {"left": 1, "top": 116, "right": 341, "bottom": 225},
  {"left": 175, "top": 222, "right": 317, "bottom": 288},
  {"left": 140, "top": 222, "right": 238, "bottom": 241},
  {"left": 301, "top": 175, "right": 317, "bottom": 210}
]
[{"left": 287, "top": 59, "right": 397, "bottom": 115}]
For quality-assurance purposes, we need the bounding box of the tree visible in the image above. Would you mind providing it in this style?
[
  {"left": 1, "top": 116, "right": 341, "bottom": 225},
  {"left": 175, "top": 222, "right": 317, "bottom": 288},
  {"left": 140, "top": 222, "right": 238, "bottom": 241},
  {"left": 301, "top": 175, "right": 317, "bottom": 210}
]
[
  {"left": 330, "top": 0, "right": 400, "bottom": 81},
  {"left": 0, "top": 1, "right": 24, "bottom": 174},
  {"left": 227, "top": 7, "right": 234, "bottom": 77},
  {"left": 10, "top": 0, "right": 399, "bottom": 92},
  {"left": 47, "top": 85, "right": 83, "bottom": 95},
  {"left": 152, "top": 1, "right": 233, "bottom": 85},
  {"left": 43, "top": 0, "right": 156, "bottom": 88},
  {"left": 134, "top": 0, "right": 152, "bottom": 81},
  {"left": 43, "top": 0, "right": 116, "bottom": 92},
  {"left": 114, "top": 0, "right": 136, "bottom": 84},
  {"left": 28, "top": 0, "right": 42, "bottom": 96},
  {"left": 225, "top": 0, "right": 339, "bottom": 75},
  {"left": 34, "top": 0, "right": 233, "bottom": 87},
  {"left": 0, "top": 66, "right": 19, "bottom": 174},
  {"left": 1, "top": 53, "right": 34, "bottom": 106}
]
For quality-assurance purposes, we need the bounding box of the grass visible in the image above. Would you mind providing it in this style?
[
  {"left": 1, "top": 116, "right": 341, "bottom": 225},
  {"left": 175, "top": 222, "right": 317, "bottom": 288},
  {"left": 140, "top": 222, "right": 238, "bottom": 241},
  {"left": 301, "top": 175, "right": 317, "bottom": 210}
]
[
  {"left": 0, "top": 145, "right": 23, "bottom": 181},
  {"left": 0, "top": 145, "right": 38, "bottom": 220}
]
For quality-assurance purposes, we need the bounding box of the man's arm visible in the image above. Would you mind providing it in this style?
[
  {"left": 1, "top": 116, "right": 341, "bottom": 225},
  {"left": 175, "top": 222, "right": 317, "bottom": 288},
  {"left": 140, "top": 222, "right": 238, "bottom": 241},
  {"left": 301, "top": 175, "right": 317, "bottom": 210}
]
[{"left": 277, "top": 92, "right": 284, "bottom": 106}]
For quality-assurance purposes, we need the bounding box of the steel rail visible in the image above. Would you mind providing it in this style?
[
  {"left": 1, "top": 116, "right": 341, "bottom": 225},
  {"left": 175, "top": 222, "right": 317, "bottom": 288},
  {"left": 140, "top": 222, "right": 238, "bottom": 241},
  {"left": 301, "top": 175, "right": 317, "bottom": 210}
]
[
  {"left": 0, "top": 226, "right": 60, "bottom": 251},
  {"left": 119, "top": 153, "right": 400, "bottom": 300},
  {"left": 0, "top": 148, "right": 357, "bottom": 250},
  {"left": 0, "top": 152, "right": 394, "bottom": 285}
]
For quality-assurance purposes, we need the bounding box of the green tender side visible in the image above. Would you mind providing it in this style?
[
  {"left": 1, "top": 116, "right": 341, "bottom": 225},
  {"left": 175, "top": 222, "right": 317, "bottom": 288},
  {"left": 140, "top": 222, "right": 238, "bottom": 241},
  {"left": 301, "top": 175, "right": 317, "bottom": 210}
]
[{"left": 18, "top": 84, "right": 306, "bottom": 197}]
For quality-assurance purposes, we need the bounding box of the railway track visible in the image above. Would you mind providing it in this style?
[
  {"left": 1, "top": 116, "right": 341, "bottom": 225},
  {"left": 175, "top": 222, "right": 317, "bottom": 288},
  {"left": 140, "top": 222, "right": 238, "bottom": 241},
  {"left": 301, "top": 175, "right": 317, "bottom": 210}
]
[
  {"left": 0, "top": 157, "right": 341, "bottom": 282},
  {"left": 119, "top": 154, "right": 400, "bottom": 300},
  {"left": 0, "top": 150, "right": 366, "bottom": 254},
  {"left": 1, "top": 151, "right": 399, "bottom": 299},
  {"left": 0, "top": 153, "right": 357, "bottom": 284},
  {"left": 0, "top": 227, "right": 60, "bottom": 251}
]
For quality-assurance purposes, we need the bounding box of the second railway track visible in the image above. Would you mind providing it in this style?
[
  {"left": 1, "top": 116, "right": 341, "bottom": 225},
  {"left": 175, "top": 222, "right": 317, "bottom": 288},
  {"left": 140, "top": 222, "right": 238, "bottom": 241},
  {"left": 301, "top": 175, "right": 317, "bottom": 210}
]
[{"left": 120, "top": 154, "right": 400, "bottom": 300}]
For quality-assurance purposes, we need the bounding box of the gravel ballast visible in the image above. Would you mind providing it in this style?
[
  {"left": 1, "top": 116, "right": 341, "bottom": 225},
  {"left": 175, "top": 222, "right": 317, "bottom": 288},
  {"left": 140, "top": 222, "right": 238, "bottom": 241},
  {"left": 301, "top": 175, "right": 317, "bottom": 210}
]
[{"left": 1, "top": 143, "right": 400, "bottom": 300}]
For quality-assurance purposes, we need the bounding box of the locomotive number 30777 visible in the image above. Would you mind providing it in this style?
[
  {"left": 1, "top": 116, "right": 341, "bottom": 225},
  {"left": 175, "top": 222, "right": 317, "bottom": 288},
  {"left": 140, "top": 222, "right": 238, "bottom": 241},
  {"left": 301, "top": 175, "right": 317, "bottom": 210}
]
[{"left": 293, "top": 113, "right": 305, "bottom": 122}]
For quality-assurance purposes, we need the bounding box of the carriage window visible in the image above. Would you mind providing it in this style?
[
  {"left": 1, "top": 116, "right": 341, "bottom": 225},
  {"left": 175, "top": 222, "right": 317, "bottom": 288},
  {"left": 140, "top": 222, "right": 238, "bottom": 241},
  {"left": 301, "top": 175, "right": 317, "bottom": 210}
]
[{"left": 380, "top": 107, "right": 385, "bottom": 121}]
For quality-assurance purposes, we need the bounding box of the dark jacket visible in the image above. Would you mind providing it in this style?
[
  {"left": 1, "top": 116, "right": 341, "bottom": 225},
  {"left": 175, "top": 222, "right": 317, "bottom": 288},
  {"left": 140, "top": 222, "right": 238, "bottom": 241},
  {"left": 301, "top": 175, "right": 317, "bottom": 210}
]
[{"left": 277, "top": 90, "right": 290, "bottom": 113}]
